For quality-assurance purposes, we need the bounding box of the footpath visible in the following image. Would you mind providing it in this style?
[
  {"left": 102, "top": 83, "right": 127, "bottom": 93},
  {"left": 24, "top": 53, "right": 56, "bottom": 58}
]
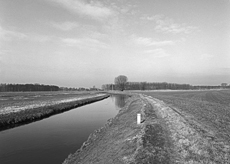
[{"left": 63, "top": 94, "right": 170, "bottom": 164}]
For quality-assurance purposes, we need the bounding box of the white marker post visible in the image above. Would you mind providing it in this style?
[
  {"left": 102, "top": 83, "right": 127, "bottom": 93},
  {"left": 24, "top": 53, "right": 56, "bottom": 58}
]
[{"left": 137, "top": 113, "right": 141, "bottom": 124}]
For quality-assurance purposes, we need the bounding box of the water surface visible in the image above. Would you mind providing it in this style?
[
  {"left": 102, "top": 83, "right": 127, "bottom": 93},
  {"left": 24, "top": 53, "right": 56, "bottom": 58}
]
[{"left": 0, "top": 94, "right": 128, "bottom": 164}]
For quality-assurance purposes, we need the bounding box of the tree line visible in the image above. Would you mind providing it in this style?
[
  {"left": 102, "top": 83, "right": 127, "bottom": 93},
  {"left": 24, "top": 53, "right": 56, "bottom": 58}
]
[
  {"left": 102, "top": 82, "right": 229, "bottom": 91},
  {"left": 102, "top": 82, "right": 193, "bottom": 90},
  {"left": 0, "top": 84, "right": 59, "bottom": 92},
  {"left": 0, "top": 83, "right": 102, "bottom": 92},
  {"left": 102, "top": 75, "right": 230, "bottom": 91}
]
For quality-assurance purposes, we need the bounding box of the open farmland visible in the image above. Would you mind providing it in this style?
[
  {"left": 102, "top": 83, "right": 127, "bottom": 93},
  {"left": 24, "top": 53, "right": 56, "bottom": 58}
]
[
  {"left": 63, "top": 90, "right": 230, "bottom": 163},
  {"left": 134, "top": 89, "right": 230, "bottom": 163},
  {"left": 0, "top": 91, "right": 108, "bottom": 130},
  {"left": 0, "top": 91, "right": 100, "bottom": 114},
  {"left": 141, "top": 90, "right": 230, "bottom": 142}
]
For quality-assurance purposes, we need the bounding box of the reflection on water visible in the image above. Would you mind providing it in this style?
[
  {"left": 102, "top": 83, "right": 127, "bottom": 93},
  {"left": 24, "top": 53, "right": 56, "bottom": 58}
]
[
  {"left": 110, "top": 94, "right": 129, "bottom": 109},
  {"left": 0, "top": 94, "right": 130, "bottom": 164}
]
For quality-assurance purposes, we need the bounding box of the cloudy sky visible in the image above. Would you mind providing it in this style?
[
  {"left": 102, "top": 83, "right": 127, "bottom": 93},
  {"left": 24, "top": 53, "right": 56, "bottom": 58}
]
[{"left": 0, "top": 0, "right": 229, "bottom": 88}]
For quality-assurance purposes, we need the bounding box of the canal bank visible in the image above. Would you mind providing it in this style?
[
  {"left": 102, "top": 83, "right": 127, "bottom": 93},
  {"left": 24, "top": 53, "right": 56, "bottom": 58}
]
[
  {"left": 0, "top": 93, "right": 109, "bottom": 131},
  {"left": 0, "top": 94, "right": 125, "bottom": 164},
  {"left": 63, "top": 92, "right": 230, "bottom": 164},
  {"left": 63, "top": 94, "right": 171, "bottom": 164}
]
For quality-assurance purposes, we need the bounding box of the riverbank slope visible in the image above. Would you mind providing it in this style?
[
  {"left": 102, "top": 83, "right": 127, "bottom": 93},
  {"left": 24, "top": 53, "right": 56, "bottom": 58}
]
[{"left": 63, "top": 94, "right": 171, "bottom": 164}]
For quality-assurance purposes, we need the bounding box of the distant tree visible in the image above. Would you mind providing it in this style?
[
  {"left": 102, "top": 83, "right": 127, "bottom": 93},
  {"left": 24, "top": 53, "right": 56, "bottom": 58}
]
[{"left": 114, "top": 75, "right": 128, "bottom": 91}]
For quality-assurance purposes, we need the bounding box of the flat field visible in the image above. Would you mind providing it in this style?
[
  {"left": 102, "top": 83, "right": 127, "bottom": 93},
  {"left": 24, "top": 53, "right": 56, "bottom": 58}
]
[
  {"left": 0, "top": 91, "right": 101, "bottom": 115},
  {"left": 141, "top": 89, "right": 230, "bottom": 143},
  {"left": 64, "top": 90, "right": 230, "bottom": 163},
  {"left": 0, "top": 91, "right": 108, "bottom": 130}
]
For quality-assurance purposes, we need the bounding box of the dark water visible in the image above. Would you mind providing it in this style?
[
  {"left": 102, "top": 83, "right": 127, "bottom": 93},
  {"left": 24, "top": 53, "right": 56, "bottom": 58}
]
[{"left": 0, "top": 94, "right": 128, "bottom": 164}]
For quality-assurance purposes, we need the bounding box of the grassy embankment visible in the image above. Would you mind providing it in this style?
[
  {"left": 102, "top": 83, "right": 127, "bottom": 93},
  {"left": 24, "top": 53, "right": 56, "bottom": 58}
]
[
  {"left": 63, "top": 90, "right": 230, "bottom": 163},
  {"left": 63, "top": 93, "right": 171, "bottom": 164},
  {"left": 0, "top": 92, "right": 109, "bottom": 131}
]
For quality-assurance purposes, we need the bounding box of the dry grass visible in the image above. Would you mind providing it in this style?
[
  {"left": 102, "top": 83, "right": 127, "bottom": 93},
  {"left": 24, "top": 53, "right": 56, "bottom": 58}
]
[
  {"left": 142, "top": 90, "right": 230, "bottom": 163},
  {"left": 61, "top": 90, "right": 230, "bottom": 163},
  {"left": 63, "top": 95, "right": 172, "bottom": 164}
]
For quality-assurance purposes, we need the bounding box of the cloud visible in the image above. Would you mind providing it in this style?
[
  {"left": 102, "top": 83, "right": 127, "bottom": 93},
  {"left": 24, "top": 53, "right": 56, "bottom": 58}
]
[
  {"left": 143, "top": 48, "right": 170, "bottom": 58},
  {"left": 0, "top": 25, "right": 55, "bottom": 44},
  {"left": 155, "top": 20, "right": 198, "bottom": 34},
  {"left": 51, "top": 21, "right": 79, "bottom": 31},
  {"left": 199, "top": 53, "right": 213, "bottom": 60},
  {"left": 142, "top": 14, "right": 198, "bottom": 34},
  {"left": 0, "top": 25, "right": 27, "bottom": 41},
  {"left": 131, "top": 35, "right": 174, "bottom": 47},
  {"left": 50, "top": 0, "right": 114, "bottom": 20},
  {"left": 62, "top": 37, "right": 109, "bottom": 50},
  {"left": 141, "top": 14, "right": 164, "bottom": 21},
  {"left": 0, "top": 25, "right": 27, "bottom": 49},
  {"left": 30, "top": 34, "right": 52, "bottom": 42}
]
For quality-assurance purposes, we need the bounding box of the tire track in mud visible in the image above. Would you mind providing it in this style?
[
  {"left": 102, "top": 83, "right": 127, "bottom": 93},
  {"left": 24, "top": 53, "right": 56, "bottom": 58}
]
[{"left": 143, "top": 94, "right": 230, "bottom": 164}]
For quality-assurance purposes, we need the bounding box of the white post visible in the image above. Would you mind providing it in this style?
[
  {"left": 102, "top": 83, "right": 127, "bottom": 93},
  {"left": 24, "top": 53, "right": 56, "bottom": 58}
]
[{"left": 137, "top": 113, "right": 141, "bottom": 124}]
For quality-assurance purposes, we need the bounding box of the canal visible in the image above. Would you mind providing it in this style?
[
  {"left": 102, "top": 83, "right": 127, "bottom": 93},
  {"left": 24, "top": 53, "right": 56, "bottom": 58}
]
[{"left": 0, "top": 94, "right": 129, "bottom": 164}]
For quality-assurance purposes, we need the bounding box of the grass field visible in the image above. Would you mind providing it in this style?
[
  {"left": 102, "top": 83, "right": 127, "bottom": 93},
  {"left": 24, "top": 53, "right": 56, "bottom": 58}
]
[
  {"left": 0, "top": 91, "right": 102, "bottom": 115},
  {"left": 0, "top": 91, "right": 108, "bottom": 131},
  {"left": 141, "top": 89, "right": 230, "bottom": 143},
  {"left": 135, "top": 89, "right": 230, "bottom": 163},
  {"left": 64, "top": 90, "right": 230, "bottom": 163}
]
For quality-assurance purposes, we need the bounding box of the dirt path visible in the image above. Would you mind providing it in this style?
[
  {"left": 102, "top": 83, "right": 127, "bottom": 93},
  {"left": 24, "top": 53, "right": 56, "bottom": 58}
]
[
  {"left": 63, "top": 94, "right": 171, "bottom": 164},
  {"left": 63, "top": 93, "right": 230, "bottom": 163}
]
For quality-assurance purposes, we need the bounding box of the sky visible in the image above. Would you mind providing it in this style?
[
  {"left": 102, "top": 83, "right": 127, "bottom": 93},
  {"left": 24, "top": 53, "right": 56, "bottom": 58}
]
[{"left": 0, "top": 0, "right": 229, "bottom": 88}]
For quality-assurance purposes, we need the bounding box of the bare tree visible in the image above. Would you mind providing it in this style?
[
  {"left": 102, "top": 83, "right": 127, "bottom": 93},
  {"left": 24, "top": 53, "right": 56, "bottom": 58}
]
[{"left": 114, "top": 75, "right": 128, "bottom": 91}]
